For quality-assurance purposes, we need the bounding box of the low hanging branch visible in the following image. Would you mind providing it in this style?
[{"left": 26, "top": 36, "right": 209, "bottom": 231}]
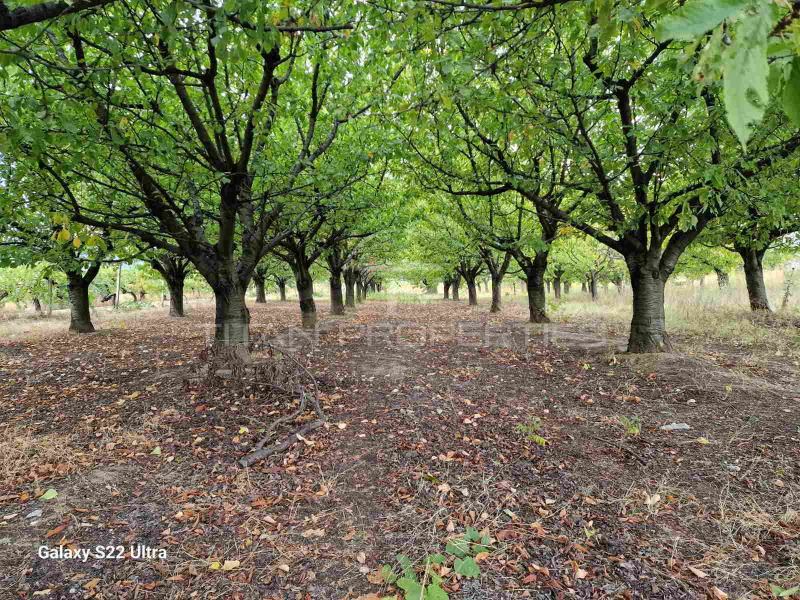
[{"left": 237, "top": 342, "right": 327, "bottom": 468}]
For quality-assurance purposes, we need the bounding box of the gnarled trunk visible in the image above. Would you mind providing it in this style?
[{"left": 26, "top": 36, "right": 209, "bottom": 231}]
[
  {"left": 168, "top": 279, "right": 185, "bottom": 317},
  {"left": 553, "top": 276, "right": 562, "bottom": 300},
  {"left": 522, "top": 257, "right": 549, "bottom": 323},
  {"left": 213, "top": 284, "right": 250, "bottom": 345},
  {"left": 329, "top": 270, "right": 345, "bottom": 315},
  {"left": 66, "top": 273, "right": 94, "bottom": 333},
  {"left": 738, "top": 247, "right": 771, "bottom": 311},
  {"left": 253, "top": 275, "right": 267, "bottom": 304},
  {"left": 452, "top": 276, "right": 461, "bottom": 301},
  {"left": 294, "top": 267, "right": 316, "bottom": 328},
  {"left": 626, "top": 253, "right": 671, "bottom": 353},
  {"left": 490, "top": 275, "right": 502, "bottom": 313},
  {"left": 465, "top": 276, "right": 478, "bottom": 306},
  {"left": 714, "top": 268, "right": 729, "bottom": 290}
]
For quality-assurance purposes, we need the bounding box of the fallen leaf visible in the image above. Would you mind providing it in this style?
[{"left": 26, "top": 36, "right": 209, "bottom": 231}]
[
  {"left": 46, "top": 524, "right": 66, "bottom": 538},
  {"left": 356, "top": 551, "right": 366, "bottom": 564},
  {"left": 711, "top": 586, "right": 728, "bottom": 600},
  {"left": 687, "top": 566, "right": 708, "bottom": 578},
  {"left": 39, "top": 489, "right": 58, "bottom": 501},
  {"left": 221, "top": 560, "right": 240, "bottom": 571},
  {"left": 83, "top": 579, "right": 100, "bottom": 590},
  {"left": 575, "top": 568, "right": 588, "bottom": 579},
  {"left": 208, "top": 562, "right": 221, "bottom": 570},
  {"left": 150, "top": 446, "right": 161, "bottom": 456},
  {"left": 301, "top": 528, "right": 325, "bottom": 538},
  {"left": 277, "top": 564, "right": 290, "bottom": 573},
  {"left": 367, "top": 570, "right": 383, "bottom": 584}
]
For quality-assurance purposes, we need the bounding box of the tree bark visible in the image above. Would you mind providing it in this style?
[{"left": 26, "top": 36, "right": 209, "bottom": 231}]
[
  {"left": 564, "top": 281, "right": 571, "bottom": 294},
  {"left": 277, "top": 279, "right": 287, "bottom": 302},
  {"left": 167, "top": 279, "right": 185, "bottom": 317},
  {"left": 738, "top": 247, "right": 771, "bottom": 311},
  {"left": 465, "top": 276, "right": 478, "bottom": 306},
  {"left": 32, "top": 297, "right": 42, "bottom": 312},
  {"left": 329, "top": 270, "right": 345, "bottom": 315},
  {"left": 294, "top": 267, "right": 316, "bottom": 328},
  {"left": 344, "top": 269, "right": 357, "bottom": 308},
  {"left": 213, "top": 284, "right": 250, "bottom": 344},
  {"left": 626, "top": 253, "right": 671, "bottom": 353},
  {"left": 581, "top": 281, "right": 587, "bottom": 292},
  {"left": 523, "top": 260, "right": 549, "bottom": 323},
  {"left": 452, "top": 276, "right": 461, "bottom": 301},
  {"left": 356, "top": 280, "right": 364, "bottom": 303},
  {"left": 490, "top": 275, "right": 502, "bottom": 313},
  {"left": 553, "top": 276, "right": 562, "bottom": 300},
  {"left": 66, "top": 272, "right": 95, "bottom": 333},
  {"left": 588, "top": 273, "right": 598, "bottom": 300},
  {"left": 253, "top": 275, "right": 267, "bottom": 303},
  {"left": 443, "top": 280, "right": 451, "bottom": 300},
  {"left": 714, "top": 268, "right": 729, "bottom": 289}
]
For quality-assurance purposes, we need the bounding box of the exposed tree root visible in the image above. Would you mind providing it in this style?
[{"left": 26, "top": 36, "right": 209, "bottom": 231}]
[{"left": 193, "top": 340, "right": 329, "bottom": 468}]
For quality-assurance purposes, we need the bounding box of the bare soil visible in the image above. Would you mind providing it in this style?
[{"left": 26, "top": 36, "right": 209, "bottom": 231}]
[{"left": 1, "top": 299, "right": 798, "bottom": 600}]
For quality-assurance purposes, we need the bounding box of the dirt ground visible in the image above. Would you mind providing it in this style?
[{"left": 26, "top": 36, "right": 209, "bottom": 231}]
[{"left": 1, "top": 299, "right": 798, "bottom": 600}]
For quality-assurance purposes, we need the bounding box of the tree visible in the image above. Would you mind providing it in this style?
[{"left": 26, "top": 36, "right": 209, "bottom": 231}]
[
  {"left": 148, "top": 252, "right": 192, "bottom": 317},
  {"left": 0, "top": 0, "right": 394, "bottom": 350}
]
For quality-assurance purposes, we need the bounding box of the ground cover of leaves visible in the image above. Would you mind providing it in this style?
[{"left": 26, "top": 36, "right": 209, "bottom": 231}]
[{"left": 0, "top": 299, "right": 798, "bottom": 600}]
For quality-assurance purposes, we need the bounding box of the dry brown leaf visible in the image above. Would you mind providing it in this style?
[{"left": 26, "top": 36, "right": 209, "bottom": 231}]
[
  {"left": 366, "top": 570, "right": 383, "bottom": 584},
  {"left": 687, "top": 566, "right": 708, "bottom": 578},
  {"left": 711, "top": 586, "right": 728, "bottom": 600},
  {"left": 356, "top": 551, "right": 366, "bottom": 564},
  {"left": 45, "top": 524, "right": 66, "bottom": 538},
  {"left": 83, "top": 579, "right": 100, "bottom": 590}
]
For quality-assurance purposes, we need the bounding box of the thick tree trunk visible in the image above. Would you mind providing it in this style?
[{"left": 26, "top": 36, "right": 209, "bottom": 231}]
[
  {"left": 167, "top": 279, "right": 185, "bottom": 317},
  {"left": 452, "top": 277, "right": 461, "bottom": 301},
  {"left": 345, "top": 274, "right": 356, "bottom": 308},
  {"left": 626, "top": 253, "right": 671, "bottom": 353},
  {"left": 443, "top": 281, "right": 451, "bottom": 300},
  {"left": 278, "top": 280, "right": 287, "bottom": 302},
  {"left": 253, "top": 276, "right": 267, "bottom": 303},
  {"left": 294, "top": 269, "right": 316, "bottom": 328},
  {"left": 32, "top": 297, "right": 42, "bottom": 312},
  {"left": 466, "top": 276, "right": 478, "bottom": 306},
  {"left": 329, "top": 270, "right": 345, "bottom": 315},
  {"left": 739, "top": 248, "right": 771, "bottom": 311},
  {"left": 213, "top": 285, "right": 250, "bottom": 345},
  {"left": 523, "top": 258, "right": 549, "bottom": 323},
  {"left": 714, "top": 268, "right": 729, "bottom": 290},
  {"left": 553, "top": 276, "right": 562, "bottom": 300},
  {"left": 66, "top": 273, "right": 94, "bottom": 333},
  {"left": 490, "top": 275, "right": 502, "bottom": 313}
]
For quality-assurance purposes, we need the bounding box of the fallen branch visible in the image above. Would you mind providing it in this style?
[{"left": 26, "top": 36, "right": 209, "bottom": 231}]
[{"left": 238, "top": 342, "right": 327, "bottom": 468}]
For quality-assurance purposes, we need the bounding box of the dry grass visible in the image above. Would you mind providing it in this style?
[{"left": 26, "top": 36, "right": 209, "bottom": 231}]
[{"left": 0, "top": 425, "right": 92, "bottom": 492}]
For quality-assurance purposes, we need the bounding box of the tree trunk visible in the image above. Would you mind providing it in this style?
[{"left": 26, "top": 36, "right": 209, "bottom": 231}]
[
  {"left": 278, "top": 279, "right": 287, "bottom": 302},
  {"left": 32, "top": 297, "right": 42, "bottom": 312},
  {"left": 739, "top": 247, "right": 771, "bottom": 311},
  {"left": 589, "top": 274, "right": 598, "bottom": 300},
  {"left": 626, "top": 253, "right": 671, "bottom": 353},
  {"left": 213, "top": 284, "right": 250, "bottom": 345},
  {"left": 523, "top": 259, "right": 549, "bottom": 323},
  {"left": 424, "top": 281, "right": 438, "bottom": 294},
  {"left": 452, "top": 276, "right": 461, "bottom": 301},
  {"left": 356, "top": 280, "right": 364, "bottom": 303},
  {"left": 443, "top": 280, "right": 451, "bottom": 300},
  {"left": 466, "top": 276, "right": 478, "bottom": 306},
  {"left": 294, "top": 268, "right": 316, "bottom": 328},
  {"left": 66, "top": 273, "right": 94, "bottom": 333},
  {"left": 138, "top": 291, "right": 146, "bottom": 302},
  {"left": 344, "top": 273, "right": 356, "bottom": 308},
  {"left": 714, "top": 268, "right": 729, "bottom": 289},
  {"left": 553, "top": 276, "right": 562, "bottom": 300},
  {"left": 168, "top": 278, "right": 185, "bottom": 317},
  {"left": 329, "top": 270, "right": 345, "bottom": 315},
  {"left": 254, "top": 276, "right": 267, "bottom": 303},
  {"left": 581, "top": 281, "right": 587, "bottom": 292},
  {"left": 545, "top": 280, "right": 551, "bottom": 293},
  {"left": 564, "top": 281, "right": 571, "bottom": 294},
  {"left": 490, "top": 275, "right": 502, "bottom": 313}
]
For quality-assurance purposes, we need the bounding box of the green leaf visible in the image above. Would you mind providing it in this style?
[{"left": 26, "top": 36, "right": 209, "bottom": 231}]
[
  {"left": 40, "top": 489, "right": 58, "bottom": 501},
  {"left": 424, "top": 583, "right": 449, "bottom": 600},
  {"left": 655, "top": 0, "right": 748, "bottom": 41},
  {"left": 445, "top": 538, "right": 469, "bottom": 558},
  {"left": 150, "top": 446, "right": 161, "bottom": 456},
  {"left": 380, "top": 564, "right": 398, "bottom": 584},
  {"left": 782, "top": 58, "right": 800, "bottom": 128},
  {"left": 397, "top": 577, "right": 424, "bottom": 600},
  {"left": 396, "top": 553, "right": 414, "bottom": 578},
  {"left": 425, "top": 554, "right": 446, "bottom": 566},
  {"left": 465, "top": 526, "right": 480, "bottom": 542},
  {"left": 453, "top": 556, "right": 480, "bottom": 578},
  {"left": 722, "top": 1, "right": 771, "bottom": 147}
]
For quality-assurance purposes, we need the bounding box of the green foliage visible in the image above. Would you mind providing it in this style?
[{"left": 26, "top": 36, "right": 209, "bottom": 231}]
[
  {"left": 619, "top": 415, "right": 642, "bottom": 437},
  {"left": 516, "top": 417, "right": 547, "bottom": 447}
]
